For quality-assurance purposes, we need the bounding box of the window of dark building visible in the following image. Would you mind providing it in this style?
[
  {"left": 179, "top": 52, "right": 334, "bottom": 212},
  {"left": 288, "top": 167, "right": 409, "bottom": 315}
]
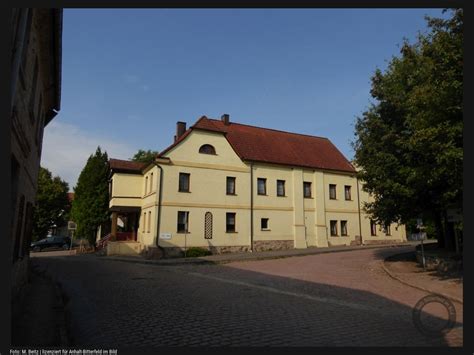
[
  {"left": 303, "top": 181, "right": 312, "bottom": 198},
  {"left": 261, "top": 218, "right": 269, "bottom": 230},
  {"left": 226, "top": 177, "right": 236, "bottom": 195},
  {"left": 341, "top": 220, "right": 348, "bottom": 236},
  {"left": 19, "top": 10, "right": 33, "bottom": 89},
  {"left": 199, "top": 144, "right": 216, "bottom": 155},
  {"left": 35, "top": 109, "right": 44, "bottom": 150},
  {"left": 370, "top": 220, "right": 377, "bottom": 236},
  {"left": 384, "top": 224, "right": 391, "bottom": 236},
  {"left": 329, "top": 184, "right": 337, "bottom": 200},
  {"left": 28, "top": 56, "right": 39, "bottom": 123},
  {"left": 330, "top": 220, "right": 338, "bottom": 236},
  {"left": 13, "top": 195, "right": 25, "bottom": 262},
  {"left": 277, "top": 180, "right": 285, "bottom": 197},
  {"left": 226, "top": 213, "right": 236, "bottom": 233},
  {"left": 179, "top": 173, "right": 190, "bottom": 192},
  {"left": 11, "top": 155, "right": 20, "bottom": 227},
  {"left": 177, "top": 211, "right": 189, "bottom": 233},
  {"left": 257, "top": 178, "right": 266, "bottom": 195},
  {"left": 344, "top": 185, "right": 352, "bottom": 200},
  {"left": 21, "top": 202, "right": 33, "bottom": 258}
]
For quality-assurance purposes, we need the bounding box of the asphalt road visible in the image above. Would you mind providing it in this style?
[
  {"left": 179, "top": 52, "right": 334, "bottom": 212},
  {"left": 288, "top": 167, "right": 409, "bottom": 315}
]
[{"left": 31, "top": 246, "right": 463, "bottom": 347}]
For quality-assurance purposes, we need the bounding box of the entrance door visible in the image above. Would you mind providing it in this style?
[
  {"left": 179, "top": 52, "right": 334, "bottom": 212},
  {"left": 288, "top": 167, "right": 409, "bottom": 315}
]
[{"left": 204, "top": 212, "right": 213, "bottom": 239}]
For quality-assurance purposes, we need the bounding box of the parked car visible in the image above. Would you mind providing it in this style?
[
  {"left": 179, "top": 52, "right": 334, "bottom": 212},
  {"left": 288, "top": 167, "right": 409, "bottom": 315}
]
[{"left": 30, "top": 235, "right": 72, "bottom": 252}]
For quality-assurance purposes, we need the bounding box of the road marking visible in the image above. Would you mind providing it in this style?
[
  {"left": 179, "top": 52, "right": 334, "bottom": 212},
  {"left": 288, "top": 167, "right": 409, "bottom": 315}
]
[{"left": 186, "top": 271, "right": 378, "bottom": 313}]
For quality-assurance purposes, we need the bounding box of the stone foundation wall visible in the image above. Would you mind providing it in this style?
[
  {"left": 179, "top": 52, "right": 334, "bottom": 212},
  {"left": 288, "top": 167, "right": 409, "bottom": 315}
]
[
  {"left": 209, "top": 246, "right": 249, "bottom": 254},
  {"left": 252, "top": 240, "right": 293, "bottom": 252},
  {"left": 350, "top": 235, "right": 362, "bottom": 246},
  {"left": 141, "top": 246, "right": 164, "bottom": 260},
  {"left": 159, "top": 245, "right": 250, "bottom": 258},
  {"left": 363, "top": 239, "right": 404, "bottom": 245},
  {"left": 106, "top": 241, "right": 143, "bottom": 256}
]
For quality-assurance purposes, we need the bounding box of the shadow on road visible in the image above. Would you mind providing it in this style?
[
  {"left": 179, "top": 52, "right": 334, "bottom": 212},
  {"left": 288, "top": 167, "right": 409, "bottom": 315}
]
[{"left": 12, "top": 254, "right": 463, "bottom": 347}]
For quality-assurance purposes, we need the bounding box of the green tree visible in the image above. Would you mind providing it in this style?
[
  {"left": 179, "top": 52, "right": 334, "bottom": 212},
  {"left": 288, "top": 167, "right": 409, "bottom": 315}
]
[
  {"left": 131, "top": 149, "right": 159, "bottom": 165},
  {"left": 32, "top": 167, "right": 70, "bottom": 241},
  {"left": 353, "top": 9, "right": 462, "bottom": 250},
  {"left": 71, "top": 147, "right": 110, "bottom": 246}
]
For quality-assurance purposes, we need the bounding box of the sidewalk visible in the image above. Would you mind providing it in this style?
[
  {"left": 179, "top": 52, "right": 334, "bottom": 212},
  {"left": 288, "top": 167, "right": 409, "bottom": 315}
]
[
  {"left": 382, "top": 252, "right": 463, "bottom": 304},
  {"left": 103, "top": 241, "right": 425, "bottom": 266}
]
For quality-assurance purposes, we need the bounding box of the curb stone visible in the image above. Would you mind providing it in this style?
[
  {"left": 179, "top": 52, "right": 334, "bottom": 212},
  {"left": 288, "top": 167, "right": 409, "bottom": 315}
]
[{"left": 381, "top": 259, "right": 463, "bottom": 305}]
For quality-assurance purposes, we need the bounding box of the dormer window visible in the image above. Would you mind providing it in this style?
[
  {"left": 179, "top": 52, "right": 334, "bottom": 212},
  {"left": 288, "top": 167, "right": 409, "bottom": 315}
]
[{"left": 199, "top": 144, "right": 216, "bottom": 155}]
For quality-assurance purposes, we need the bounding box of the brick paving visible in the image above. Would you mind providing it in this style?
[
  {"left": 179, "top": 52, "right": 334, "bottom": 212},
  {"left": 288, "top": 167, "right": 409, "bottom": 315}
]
[{"left": 30, "top": 245, "right": 462, "bottom": 347}]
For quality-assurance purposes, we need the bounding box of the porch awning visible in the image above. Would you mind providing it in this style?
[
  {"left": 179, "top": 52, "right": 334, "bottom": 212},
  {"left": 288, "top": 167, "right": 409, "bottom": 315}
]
[{"left": 109, "top": 206, "right": 141, "bottom": 213}]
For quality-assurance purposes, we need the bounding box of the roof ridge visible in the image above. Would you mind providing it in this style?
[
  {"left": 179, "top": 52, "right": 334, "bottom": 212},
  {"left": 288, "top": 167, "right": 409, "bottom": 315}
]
[{"left": 204, "top": 117, "right": 330, "bottom": 140}]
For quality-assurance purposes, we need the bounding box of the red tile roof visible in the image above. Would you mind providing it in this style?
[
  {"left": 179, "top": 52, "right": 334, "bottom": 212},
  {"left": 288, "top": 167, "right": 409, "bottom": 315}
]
[
  {"left": 160, "top": 116, "right": 355, "bottom": 173},
  {"left": 109, "top": 158, "right": 147, "bottom": 173}
]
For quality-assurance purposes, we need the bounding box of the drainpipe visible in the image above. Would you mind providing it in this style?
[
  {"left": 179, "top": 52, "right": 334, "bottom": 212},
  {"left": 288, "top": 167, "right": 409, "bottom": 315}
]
[
  {"left": 153, "top": 162, "right": 165, "bottom": 254},
  {"left": 356, "top": 176, "right": 363, "bottom": 245},
  {"left": 11, "top": 8, "right": 30, "bottom": 114},
  {"left": 250, "top": 162, "right": 254, "bottom": 252}
]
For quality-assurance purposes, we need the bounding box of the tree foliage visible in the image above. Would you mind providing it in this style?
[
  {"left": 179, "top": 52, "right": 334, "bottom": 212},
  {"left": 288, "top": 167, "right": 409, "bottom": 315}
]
[
  {"left": 32, "top": 167, "right": 70, "bottom": 241},
  {"left": 70, "top": 147, "right": 110, "bottom": 246},
  {"left": 353, "top": 9, "right": 462, "bottom": 248},
  {"left": 131, "top": 149, "right": 159, "bottom": 165}
]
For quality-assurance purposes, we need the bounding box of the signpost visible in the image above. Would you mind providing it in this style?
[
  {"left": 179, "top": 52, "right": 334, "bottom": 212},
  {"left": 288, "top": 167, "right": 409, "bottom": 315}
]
[
  {"left": 68, "top": 221, "right": 76, "bottom": 251},
  {"left": 416, "top": 219, "right": 426, "bottom": 270}
]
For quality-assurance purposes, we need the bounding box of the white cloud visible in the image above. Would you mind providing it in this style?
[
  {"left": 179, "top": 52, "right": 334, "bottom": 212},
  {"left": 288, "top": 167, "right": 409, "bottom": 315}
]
[{"left": 41, "top": 121, "right": 136, "bottom": 191}]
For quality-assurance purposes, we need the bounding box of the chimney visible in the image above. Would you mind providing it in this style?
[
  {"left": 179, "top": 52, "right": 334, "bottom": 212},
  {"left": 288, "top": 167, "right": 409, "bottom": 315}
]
[
  {"left": 175, "top": 121, "right": 186, "bottom": 141},
  {"left": 221, "top": 114, "right": 230, "bottom": 126}
]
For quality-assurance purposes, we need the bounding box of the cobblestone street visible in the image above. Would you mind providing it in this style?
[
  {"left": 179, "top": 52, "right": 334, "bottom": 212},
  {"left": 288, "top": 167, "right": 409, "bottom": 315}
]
[{"left": 31, "top": 246, "right": 463, "bottom": 347}]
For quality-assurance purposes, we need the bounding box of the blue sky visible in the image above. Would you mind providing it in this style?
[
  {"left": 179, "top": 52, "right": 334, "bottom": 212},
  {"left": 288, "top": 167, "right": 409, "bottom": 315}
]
[{"left": 41, "top": 8, "right": 449, "bottom": 190}]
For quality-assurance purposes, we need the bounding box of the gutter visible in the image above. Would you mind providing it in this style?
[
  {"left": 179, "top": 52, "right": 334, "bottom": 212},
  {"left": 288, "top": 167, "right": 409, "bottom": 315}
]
[
  {"left": 250, "top": 162, "right": 254, "bottom": 252},
  {"left": 356, "top": 176, "right": 363, "bottom": 245},
  {"left": 153, "top": 160, "right": 165, "bottom": 254}
]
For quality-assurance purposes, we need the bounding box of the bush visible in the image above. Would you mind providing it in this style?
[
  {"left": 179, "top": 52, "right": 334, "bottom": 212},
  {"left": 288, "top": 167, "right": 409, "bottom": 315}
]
[{"left": 185, "top": 247, "right": 212, "bottom": 257}]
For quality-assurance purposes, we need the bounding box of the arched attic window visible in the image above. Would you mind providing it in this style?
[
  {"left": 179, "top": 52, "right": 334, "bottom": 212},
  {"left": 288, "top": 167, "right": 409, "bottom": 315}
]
[{"left": 199, "top": 144, "right": 216, "bottom": 155}]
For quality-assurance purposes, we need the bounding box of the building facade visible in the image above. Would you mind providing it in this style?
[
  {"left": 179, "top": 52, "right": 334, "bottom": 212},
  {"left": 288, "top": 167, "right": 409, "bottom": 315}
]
[
  {"left": 10, "top": 9, "right": 63, "bottom": 295},
  {"left": 108, "top": 115, "right": 406, "bottom": 257}
]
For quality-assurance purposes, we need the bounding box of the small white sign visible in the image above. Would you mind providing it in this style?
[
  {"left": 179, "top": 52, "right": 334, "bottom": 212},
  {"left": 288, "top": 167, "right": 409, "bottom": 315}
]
[
  {"left": 160, "top": 233, "right": 172, "bottom": 240},
  {"left": 68, "top": 221, "right": 77, "bottom": 230}
]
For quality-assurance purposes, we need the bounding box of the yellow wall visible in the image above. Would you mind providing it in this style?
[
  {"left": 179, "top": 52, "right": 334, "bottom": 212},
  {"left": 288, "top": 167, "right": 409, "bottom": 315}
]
[
  {"left": 109, "top": 129, "right": 407, "bottom": 250},
  {"left": 109, "top": 173, "right": 143, "bottom": 208}
]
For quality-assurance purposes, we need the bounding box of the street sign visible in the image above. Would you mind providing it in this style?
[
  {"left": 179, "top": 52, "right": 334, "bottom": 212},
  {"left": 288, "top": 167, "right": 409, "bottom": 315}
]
[
  {"left": 416, "top": 218, "right": 423, "bottom": 229},
  {"left": 68, "top": 221, "right": 77, "bottom": 230},
  {"left": 160, "top": 233, "right": 172, "bottom": 240}
]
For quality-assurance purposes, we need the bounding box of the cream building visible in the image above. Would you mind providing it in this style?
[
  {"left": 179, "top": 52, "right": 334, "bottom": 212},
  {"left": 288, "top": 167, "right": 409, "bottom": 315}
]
[{"left": 107, "top": 115, "right": 406, "bottom": 257}]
